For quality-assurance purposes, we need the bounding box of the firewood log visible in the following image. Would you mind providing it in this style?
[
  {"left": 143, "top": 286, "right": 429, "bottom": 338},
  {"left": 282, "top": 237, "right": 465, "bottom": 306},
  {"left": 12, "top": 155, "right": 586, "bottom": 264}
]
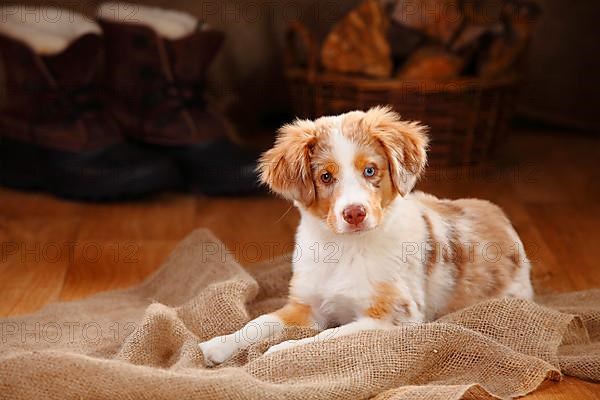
[
  {"left": 392, "top": 0, "right": 465, "bottom": 45},
  {"left": 478, "top": 0, "right": 541, "bottom": 77},
  {"left": 461, "top": 0, "right": 504, "bottom": 25},
  {"left": 388, "top": 20, "right": 425, "bottom": 65},
  {"left": 397, "top": 46, "right": 464, "bottom": 80},
  {"left": 321, "top": 0, "right": 393, "bottom": 78},
  {"left": 451, "top": 23, "right": 502, "bottom": 52},
  {"left": 449, "top": 21, "right": 503, "bottom": 76}
]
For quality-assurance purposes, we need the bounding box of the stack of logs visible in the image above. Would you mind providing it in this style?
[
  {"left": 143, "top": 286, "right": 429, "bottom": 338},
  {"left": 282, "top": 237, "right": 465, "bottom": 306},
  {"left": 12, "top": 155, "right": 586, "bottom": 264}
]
[{"left": 321, "top": 0, "right": 541, "bottom": 81}]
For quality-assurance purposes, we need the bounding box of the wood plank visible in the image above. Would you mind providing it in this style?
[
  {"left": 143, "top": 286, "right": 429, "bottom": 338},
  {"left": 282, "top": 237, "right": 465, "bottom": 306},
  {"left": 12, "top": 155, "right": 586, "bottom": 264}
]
[
  {"left": 194, "top": 196, "right": 299, "bottom": 268},
  {"left": 526, "top": 377, "right": 600, "bottom": 399},
  {"left": 524, "top": 204, "right": 600, "bottom": 291},
  {"left": 0, "top": 214, "right": 79, "bottom": 316}
]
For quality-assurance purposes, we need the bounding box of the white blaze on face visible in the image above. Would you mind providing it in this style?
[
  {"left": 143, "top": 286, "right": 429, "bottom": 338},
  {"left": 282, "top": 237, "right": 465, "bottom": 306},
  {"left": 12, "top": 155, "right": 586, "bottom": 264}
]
[{"left": 329, "top": 118, "right": 373, "bottom": 233}]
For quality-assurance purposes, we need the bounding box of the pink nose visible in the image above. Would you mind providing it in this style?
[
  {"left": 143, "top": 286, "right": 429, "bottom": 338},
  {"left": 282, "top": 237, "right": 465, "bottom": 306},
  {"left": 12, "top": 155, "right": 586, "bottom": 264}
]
[{"left": 343, "top": 205, "right": 366, "bottom": 225}]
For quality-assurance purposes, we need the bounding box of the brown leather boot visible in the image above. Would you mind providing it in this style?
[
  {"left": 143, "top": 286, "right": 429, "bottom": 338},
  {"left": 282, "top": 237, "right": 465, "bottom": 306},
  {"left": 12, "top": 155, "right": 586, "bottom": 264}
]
[
  {"left": 0, "top": 7, "right": 179, "bottom": 200},
  {"left": 97, "top": 3, "right": 260, "bottom": 195}
]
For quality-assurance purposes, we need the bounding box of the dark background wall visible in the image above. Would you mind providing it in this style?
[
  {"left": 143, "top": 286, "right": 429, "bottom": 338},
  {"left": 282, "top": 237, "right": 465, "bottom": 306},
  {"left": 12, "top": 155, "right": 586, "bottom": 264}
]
[
  {"left": 1, "top": 0, "right": 599, "bottom": 132},
  {"left": 517, "top": 0, "right": 600, "bottom": 131}
]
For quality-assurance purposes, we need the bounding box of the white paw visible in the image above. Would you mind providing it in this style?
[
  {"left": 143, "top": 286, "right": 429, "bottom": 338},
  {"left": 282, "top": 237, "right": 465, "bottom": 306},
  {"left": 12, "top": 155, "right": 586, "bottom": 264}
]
[
  {"left": 199, "top": 335, "right": 238, "bottom": 366},
  {"left": 264, "top": 339, "right": 301, "bottom": 356}
]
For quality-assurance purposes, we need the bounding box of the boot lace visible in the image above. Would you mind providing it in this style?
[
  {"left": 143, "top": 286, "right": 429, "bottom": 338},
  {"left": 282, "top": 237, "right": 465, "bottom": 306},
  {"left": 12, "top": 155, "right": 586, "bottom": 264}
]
[
  {"left": 31, "top": 84, "right": 104, "bottom": 123},
  {"left": 143, "top": 80, "right": 206, "bottom": 126}
]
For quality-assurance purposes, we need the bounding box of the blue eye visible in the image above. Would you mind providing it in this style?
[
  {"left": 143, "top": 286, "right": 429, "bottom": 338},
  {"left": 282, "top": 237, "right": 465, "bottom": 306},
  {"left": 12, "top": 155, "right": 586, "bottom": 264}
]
[{"left": 364, "top": 166, "right": 376, "bottom": 177}]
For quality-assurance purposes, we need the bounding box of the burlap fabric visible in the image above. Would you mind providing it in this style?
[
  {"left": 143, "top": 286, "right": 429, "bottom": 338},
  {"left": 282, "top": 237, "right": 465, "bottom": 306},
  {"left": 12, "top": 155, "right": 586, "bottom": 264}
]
[{"left": 1, "top": 229, "right": 598, "bottom": 399}]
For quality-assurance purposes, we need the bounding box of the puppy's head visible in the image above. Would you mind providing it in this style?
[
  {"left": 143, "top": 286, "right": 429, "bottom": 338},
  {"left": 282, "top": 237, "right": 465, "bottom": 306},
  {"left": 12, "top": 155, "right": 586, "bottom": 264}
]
[{"left": 258, "top": 106, "right": 428, "bottom": 234}]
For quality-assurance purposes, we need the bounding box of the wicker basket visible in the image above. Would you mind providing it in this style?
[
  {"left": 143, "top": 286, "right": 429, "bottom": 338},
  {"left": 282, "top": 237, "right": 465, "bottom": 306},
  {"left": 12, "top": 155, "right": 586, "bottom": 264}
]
[{"left": 284, "top": 21, "right": 520, "bottom": 168}]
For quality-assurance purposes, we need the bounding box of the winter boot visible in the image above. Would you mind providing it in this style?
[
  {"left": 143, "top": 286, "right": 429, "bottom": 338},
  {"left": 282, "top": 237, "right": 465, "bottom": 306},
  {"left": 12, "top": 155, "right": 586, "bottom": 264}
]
[
  {"left": 97, "top": 3, "right": 260, "bottom": 195},
  {"left": 0, "top": 6, "right": 179, "bottom": 200}
]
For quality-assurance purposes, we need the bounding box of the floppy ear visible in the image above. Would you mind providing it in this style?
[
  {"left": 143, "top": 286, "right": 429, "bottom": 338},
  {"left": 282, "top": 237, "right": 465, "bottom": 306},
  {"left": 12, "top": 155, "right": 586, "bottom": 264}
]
[
  {"left": 258, "top": 119, "right": 318, "bottom": 205},
  {"left": 363, "top": 106, "right": 429, "bottom": 196}
]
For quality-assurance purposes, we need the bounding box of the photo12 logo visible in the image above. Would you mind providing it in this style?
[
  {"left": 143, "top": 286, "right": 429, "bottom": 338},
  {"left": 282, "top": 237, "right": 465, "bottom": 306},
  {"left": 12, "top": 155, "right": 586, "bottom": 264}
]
[
  {"left": 1, "top": 242, "right": 139, "bottom": 264},
  {"left": 0, "top": 3, "right": 98, "bottom": 24},
  {"left": 1, "top": 321, "right": 138, "bottom": 344}
]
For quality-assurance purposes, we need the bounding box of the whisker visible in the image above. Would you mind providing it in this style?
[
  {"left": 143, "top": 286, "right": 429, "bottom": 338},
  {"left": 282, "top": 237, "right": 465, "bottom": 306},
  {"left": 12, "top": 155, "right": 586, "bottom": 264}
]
[{"left": 274, "top": 204, "right": 294, "bottom": 224}]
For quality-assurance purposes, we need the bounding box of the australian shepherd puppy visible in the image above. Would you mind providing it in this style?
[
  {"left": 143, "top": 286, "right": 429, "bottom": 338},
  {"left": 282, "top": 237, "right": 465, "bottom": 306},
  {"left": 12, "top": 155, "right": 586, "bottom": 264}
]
[{"left": 200, "top": 106, "right": 534, "bottom": 365}]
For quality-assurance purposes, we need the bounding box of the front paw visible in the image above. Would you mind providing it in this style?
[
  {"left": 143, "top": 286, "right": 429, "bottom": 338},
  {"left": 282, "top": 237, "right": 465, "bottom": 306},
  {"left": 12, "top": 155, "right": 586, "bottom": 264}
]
[
  {"left": 199, "top": 335, "right": 238, "bottom": 366},
  {"left": 264, "top": 339, "right": 301, "bottom": 356}
]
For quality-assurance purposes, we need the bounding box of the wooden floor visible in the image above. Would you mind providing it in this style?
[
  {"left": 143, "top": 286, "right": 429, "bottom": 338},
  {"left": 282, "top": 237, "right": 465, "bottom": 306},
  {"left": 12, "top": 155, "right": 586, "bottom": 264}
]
[{"left": 0, "top": 127, "right": 598, "bottom": 398}]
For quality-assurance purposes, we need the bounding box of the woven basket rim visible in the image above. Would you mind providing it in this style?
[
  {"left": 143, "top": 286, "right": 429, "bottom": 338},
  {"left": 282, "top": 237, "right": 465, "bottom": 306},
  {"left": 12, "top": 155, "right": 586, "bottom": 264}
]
[{"left": 285, "top": 68, "right": 520, "bottom": 94}]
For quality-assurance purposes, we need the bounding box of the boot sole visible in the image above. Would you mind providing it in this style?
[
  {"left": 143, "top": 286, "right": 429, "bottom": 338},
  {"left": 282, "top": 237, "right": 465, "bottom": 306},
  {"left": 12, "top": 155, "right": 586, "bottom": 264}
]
[
  {"left": 138, "top": 141, "right": 264, "bottom": 196},
  {"left": 0, "top": 137, "right": 180, "bottom": 202}
]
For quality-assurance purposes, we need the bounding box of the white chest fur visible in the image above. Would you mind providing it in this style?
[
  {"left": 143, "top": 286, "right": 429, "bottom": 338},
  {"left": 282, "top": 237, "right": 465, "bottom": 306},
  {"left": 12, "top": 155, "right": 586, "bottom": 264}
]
[{"left": 291, "top": 198, "right": 428, "bottom": 328}]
